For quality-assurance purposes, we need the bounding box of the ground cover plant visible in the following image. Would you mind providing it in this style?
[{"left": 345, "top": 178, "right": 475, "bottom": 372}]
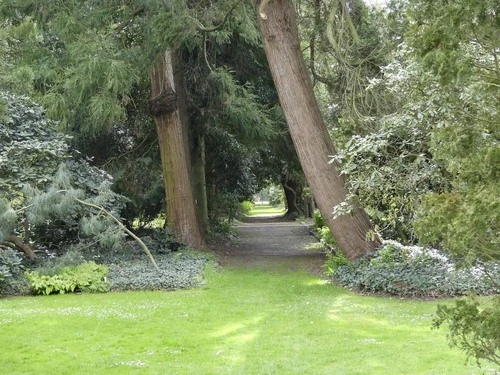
[
  {"left": 0, "top": 237, "right": 214, "bottom": 297},
  {"left": 325, "top": 241, "right": 500, "bottom": 298},
  {"left": 0, "top": 267, "right": 494, "bottom": 375}
]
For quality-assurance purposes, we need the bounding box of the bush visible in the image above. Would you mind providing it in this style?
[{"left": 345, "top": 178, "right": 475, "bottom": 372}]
[
  {"left": 318, "top": 226, "right": 337, "bottom": 247},
  {"left": 312, "top": 211, "right": 338, "bottom": 248},
  {"left": 328, "top": 241, "right": 500, "bottom": 297},
  {"left": 433, "top": 296, "right": 500, "bottom": 367},
  {"left": 0, "top": 91, "right": 128, "bottom": 254},
  {"left": 25, "top": 261, "right": 109, "bottom": 295},
  {"left": 323, "top": 252, "right": 352, "bottom": 275},
  {"left": 313, "top": 209, "right": 327, "bottom": 229},
  {"left": 34, "top": 247, "right": 85, "bottom": 276},
  {"left": 0, "top": 248, "right": 24, "bottom": 280},
  {"left": 240, "top": 201, "right": 255, "bottom": 216},
  {"left": 0, "top": 248, "right": 27, "bottom": 294}
]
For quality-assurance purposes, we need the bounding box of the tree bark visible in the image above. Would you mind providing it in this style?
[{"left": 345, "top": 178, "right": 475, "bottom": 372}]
[
  {"left": 256, "top": 0, "right": 381, "bottom": 260},
  {"left": 283, "top": 180, "right": 301, "bottom": 219},
  {"left": 150, "top": 51, "right": 205, "bottom": 248},
  {"left": 190, "top": 127, "right": 209, "bottom": 234}
]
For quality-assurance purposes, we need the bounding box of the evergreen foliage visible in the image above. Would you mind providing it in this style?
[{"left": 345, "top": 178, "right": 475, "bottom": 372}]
[
  {"left": 1, "top": 0, "right": 282, "bottom": 234},
  {"left": 334, "top": 54, "right": 451, "bottom": 243},
  {"left": 406, "top": 0, "right": 499, "bottom": 264},
  {"left": 0, "top": 91, "right": 131, "bottom": 257},
  {"left": 433, "top": 296, "right": 500, "bottom": 367},
  {"left": 0, "top": 249, "right": 24, "bottom": 288}
]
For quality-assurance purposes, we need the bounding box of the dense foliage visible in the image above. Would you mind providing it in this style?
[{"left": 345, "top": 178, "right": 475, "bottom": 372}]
[
  {"left": 1, "top": 0, "right": 498, "bottom": 366},
  {"left": 0, "top": 248, "right": 25, "bottom": 294},
  {"left": 108, "top": 252, "right": 214, "bottom": 291},
  {"left": 433, "top": 297, "right": 500, "bottom": 367},
  {"left": 25, "top": 261, "right": 109, "bottom": 295},
  {"left": 0, "top": 91, "right": 127, "bottom": 251},
  {"left": 311, "top": 0, "right": 499, "bottom": 366},
  {"left": 326, "top": 241, "right": 499, "bottom": 298}
]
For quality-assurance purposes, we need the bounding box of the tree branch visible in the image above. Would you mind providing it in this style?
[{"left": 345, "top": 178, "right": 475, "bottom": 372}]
[
  {"left": 339, "top": 0, "right": 360, "bottom": 44},
  {"left": 3, "top": 235, "right": 36, "bottom": 260},
  {"left": 195, "top": 0, "right": 243, "bottom": 33},
  {"left": 74, "top": 198, "right": 160, "bottom": 273},
  {"left": 114, "top": 7, "right": 145, "bottom": 35}
]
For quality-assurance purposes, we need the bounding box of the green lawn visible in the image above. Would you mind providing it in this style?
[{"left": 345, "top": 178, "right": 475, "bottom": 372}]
[
  {"left": 247, "top": 203, "right": 286, "bottom": 217},
  {"left": 0, "top": 267, "right": 490, "bottom": 374}
]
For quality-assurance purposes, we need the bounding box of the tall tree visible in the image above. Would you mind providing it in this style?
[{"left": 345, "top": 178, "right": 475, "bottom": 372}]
[
  {"left": 150, "top": 50, "right": 205, "bottom": 247},
  {"left": 1, "top": 1, "right": 262, "bottom": 248},
  {"left": 255, "top": 0, "right": 381, "bottom": 260}
]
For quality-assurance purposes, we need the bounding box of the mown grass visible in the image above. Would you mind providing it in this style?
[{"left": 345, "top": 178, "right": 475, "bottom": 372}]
[
  {"left": 247, "top": 203, "right": 286, "bottom": 217},
  {"left": 0, "top": 267, "right": 491, "bottom": 374}
]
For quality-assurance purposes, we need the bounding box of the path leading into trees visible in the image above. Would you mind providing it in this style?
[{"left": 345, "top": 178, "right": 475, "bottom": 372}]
[{"left": 217, "top": 216, "right": 327, "bottom": 275}]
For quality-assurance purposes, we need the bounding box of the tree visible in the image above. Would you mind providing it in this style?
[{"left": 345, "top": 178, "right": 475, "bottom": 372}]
[
  {"left": 255, "top": 0, "right": 380, "bottom": 260},
  {"left": 403, "top": 0, "right": 499, "bottom": 366},
  {"left": 0, "top": 1, "right": 258, "bottom": 247},
  {"left": 150, "top": 50, "right": 204, "bottom": 247}
]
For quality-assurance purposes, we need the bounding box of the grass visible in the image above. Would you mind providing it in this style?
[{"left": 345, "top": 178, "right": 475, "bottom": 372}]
[
  {"left": 0, "top": 267, "right": 492, "bottom": 374},
  {"left": 246, "top": 203, "right": 286, "bottom": 217}
]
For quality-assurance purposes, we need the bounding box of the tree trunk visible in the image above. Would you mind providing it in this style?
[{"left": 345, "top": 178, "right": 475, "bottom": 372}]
[
  {"left": 150, "top": 50, "right": 205, "bottom": 248},
  {"left": 190, "top": 127, "right": 209, "bottom": 234},
  {"left": 283, "top": 180, "right": 301, "bottom": 219},
  {"left": 256, "top": 0, "right": 381, "bottom": 260}
]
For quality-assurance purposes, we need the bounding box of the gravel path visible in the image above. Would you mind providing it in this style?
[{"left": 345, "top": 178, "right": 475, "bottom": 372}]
[{"left": 217, "top": 217, "right": 327, "bottom": 275}]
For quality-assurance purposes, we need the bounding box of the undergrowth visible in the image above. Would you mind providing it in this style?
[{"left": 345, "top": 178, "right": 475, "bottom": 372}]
[{"left": 325, "top": 241, "right": 500, "bottom": 298}]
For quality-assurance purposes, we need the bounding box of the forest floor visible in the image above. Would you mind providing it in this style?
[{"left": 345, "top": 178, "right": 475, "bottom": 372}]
[{"left": 216, "top": 214, "right": 327, "bottom": 275}]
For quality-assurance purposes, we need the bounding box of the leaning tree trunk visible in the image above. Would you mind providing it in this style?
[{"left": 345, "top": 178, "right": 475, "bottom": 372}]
[
  {"left": 150, "top": 50, "right": 205, "bottom": 248},
  {"left": 256, "top": 0, "right": 381, "bottom": 260}
]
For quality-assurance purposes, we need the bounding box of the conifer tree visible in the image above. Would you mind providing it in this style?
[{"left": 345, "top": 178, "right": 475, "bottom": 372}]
[
  {"left": 255, "top": 0, "right": 381, "bottom": 260},
  {"left": 0, "top": 0, "right": 262, "bottom": 247}
]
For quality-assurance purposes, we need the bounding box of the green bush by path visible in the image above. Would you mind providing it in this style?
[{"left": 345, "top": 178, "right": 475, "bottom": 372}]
[
  {"left": 240, "top": 201, "right": 255, "bottom": 216},
  {"left": 25, "top": 261, "right": 109, "bottom": 295},
  {"left": 0, "top": 268, "right": 492, "bottom": 374}
]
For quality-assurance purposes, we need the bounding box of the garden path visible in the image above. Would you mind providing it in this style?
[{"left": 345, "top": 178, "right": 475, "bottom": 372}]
[{"left": 217, "top": 216, "right": 327, "bottom": 275}]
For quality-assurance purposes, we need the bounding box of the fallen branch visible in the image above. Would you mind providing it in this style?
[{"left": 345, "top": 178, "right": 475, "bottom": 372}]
[
  {"left": 3, "top": 235, "right": 36, "bottom": 260},
  {"left": 74, "top": 198, "right": 160, "bottom": 273}
]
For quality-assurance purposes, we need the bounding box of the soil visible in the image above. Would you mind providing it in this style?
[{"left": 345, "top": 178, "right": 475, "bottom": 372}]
[{"left": 215, "top": 215, "right": 327, "bottom": 275}]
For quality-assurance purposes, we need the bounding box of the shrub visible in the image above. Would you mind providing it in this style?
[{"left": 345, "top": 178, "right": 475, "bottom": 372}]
[
  {"left": 0, "top": 248, "right": 24, "bottom": 279},
  {"left": 240, "top": 200, "right": 255, "bottom": 216},
  {"left": 318, "top": 226, "right": 336, "bottom": 247},
  {"left": 34, "top": 247, "right": 85, "bottom": 276},
  {"left": 0, "top": 91, "right": 128, "bottom": 254},
  {"left": 328, "top": 241, "right": 500, "bottom": 297},
  {"left": 313, "top": 209, "right": 326, "bottom": 229},
  {"left": 323, "top": 252, "right": 352, "bottom": 275},
  {"left": 0, "top": 248, "right": 27, "bottom": 294},
  {"left": 312, "top": 211, "right": 337, "bottom": 248},
  {"left": 25, "top": 261, "right": 109, "bottom": 295},
  {"left": 433, "top": 296, "right": 500, "bottom": 367}
]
